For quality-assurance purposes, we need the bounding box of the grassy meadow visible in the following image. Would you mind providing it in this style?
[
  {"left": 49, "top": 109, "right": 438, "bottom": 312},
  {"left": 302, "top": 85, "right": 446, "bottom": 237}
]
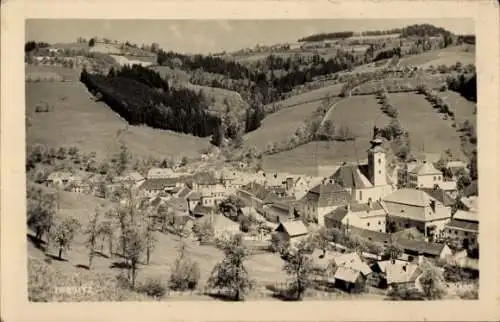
[{"left": 26, "top": 81, "right": 211, "bottom": 162}]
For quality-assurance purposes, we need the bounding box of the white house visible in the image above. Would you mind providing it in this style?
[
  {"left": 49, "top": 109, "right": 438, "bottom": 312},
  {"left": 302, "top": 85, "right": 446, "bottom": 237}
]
[
  {"left": 383, "top": 188, "right": 452, "bottom": 240},
  {"left": 325, "top": 199, "right": 388, "bottom": 233},
  {"left": 406, "top": 161, "right": 444, "bottom": 189}
]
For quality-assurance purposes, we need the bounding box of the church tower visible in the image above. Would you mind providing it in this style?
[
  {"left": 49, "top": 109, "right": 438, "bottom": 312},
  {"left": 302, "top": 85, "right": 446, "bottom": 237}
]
[{"left": 367, "top": 136, "right": 386, "bottom": 186}]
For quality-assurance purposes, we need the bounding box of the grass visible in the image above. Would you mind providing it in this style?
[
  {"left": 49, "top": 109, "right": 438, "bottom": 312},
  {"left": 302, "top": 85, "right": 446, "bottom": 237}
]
[
  {"left": 262, "top": 90, "right": 473, "bottom": 174},
  {"left": 26, "top": 81, "right": 211, "bottom": 162},
  {"left": 399, "top": 45, "right": 475, "bottom": 67},
  {"left": 436, "top": 90, "right": 476, "bottom": 127},
  {"left": 263, "top": 95, "right": 390, "bottom": 174},
  {"left": 25, "top": 65, "right": 80, "bottom": 82},
  {"left": 149, "top": 66, "right": 191, "bottom": 84},
  {"left": 389, "top": 92, "right": 468, "bottom": 158}
]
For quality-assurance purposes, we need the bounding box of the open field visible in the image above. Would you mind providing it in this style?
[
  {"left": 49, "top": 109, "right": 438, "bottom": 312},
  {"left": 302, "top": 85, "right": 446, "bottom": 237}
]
[
  {"left": 399, "top": 45, "right": 475, "bottom": 67},
  {"left": 263, "top": 95, "right": 391, "bottom": 175},
  {"left": 323, "top": 95, "right": 392, "bottom": 140},
  {"left": 150, "top": 66, "right": 191, "bottom": 84},
  {"left": 244, "top": 97, "right": 342, "bottom": 151},
  {"left": 353, "top": 75, "right": 447, "bottom": 94},
  {"left": 26, "top": 82, "right": 211, "bottom": 161},
  {"left": 389, "top": 92, "right": 466, "bottom": 158},
  {"left": 436, "top": 91, "right": 476, "bottom": 127},
  {"left": 25, "top": 65, "right": 81, "bottom": 82},
  {"left": 279, "top": 83, "right": 345, "bottom": 108}
]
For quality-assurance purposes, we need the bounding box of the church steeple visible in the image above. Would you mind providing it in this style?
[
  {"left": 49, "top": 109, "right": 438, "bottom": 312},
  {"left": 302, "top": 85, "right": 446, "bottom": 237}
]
[{"left": 367, "top": 134, "right": 386, "bottom": 186}]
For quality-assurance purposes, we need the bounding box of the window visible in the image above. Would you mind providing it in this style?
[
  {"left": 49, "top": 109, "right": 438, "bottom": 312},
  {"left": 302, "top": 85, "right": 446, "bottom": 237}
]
[
  {"left": 433, "top": 176, "right": 436, "bottom": 181},
  {"left": 378, "top": 221, "right": 381, "bottom": 225},
  {"left": 464, "top": 232, "right": 468, "bottom": 236},
  {"left": 378, "top": 170, "right": 381, "bottom": 174},
  {"left": 378, "top": 158, "right": 381, "bottom": 164},
  {"left": 367, "top": 223, "right": 370, "bottom": 227}
]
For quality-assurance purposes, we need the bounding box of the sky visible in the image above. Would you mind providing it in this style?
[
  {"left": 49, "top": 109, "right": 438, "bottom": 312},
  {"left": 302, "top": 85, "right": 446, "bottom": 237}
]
[{"left": 26, "top": 19, "right": 474, "bottom": 54}]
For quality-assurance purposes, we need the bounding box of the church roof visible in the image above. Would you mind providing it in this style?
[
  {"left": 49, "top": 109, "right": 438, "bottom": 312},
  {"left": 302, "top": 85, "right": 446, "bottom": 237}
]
[{"left": 330, "top": 164, "right": 372, "bottom": 189}]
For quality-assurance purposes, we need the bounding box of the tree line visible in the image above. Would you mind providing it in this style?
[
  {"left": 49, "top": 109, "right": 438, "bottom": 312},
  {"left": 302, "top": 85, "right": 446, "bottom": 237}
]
[{"left": 297, "top": 24, "right": 455, "bottom": 43}]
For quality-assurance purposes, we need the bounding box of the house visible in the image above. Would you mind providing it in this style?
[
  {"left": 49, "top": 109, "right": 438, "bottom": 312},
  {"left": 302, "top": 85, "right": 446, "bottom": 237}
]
[
  {"left": 329, "top": 137, "right": 395, "bottom": 203},
  {"left": 394, "top": 238, "right": 453, "bottom": 261},
  {"left": 147, "top": 168, "right": 175, "bottom": 179},
  {"left": 46, "top": 171, "right": 73, "bottom": 187},
  {"left": 333, "top": 266, "right": 367, "bottom": 293},
  {"left": 186, "top": 191, "right": 202, "bottom": 212},
  {"left": 198, "top": 213, "right": 240, "bottom": 238},
  {"left": 263, "top": 198, "right": 297, "bottom": 223},
  {"left": 67, "top": 176, "right": 91, "bottom": 194},
  {"left": 139, "top": 178, "right": 183, "bottom": 197},
  {"left": 420, "top": 186, "right": 456, "bottom": 212},
  {"left": 445, "top": 160, "right": 468, "bottom": 180},
  {"left": 324, "top": 199, "right": 388, "bottom": 233},
  {"left": 444, "top": 209, "right": 478, "bottom": 249},
  {"left": 299, "top": 183, "right": 351, "bottom": 226},
  {"left": 116, "top": 171, "right": 145, "bottom": 184},
  {"left": 191, "top": 203, "right": 215, "bottom": 218},
  {"left": 237, "top": 182, "right": 277, "bottom": 212},
  {"left": 166, "top": 197, "right": 189, "bottom": 214},
  {"left": 405, "top": 161, "right": 444, "bottom": 189},
  {"left": 383, "top": 188, "right": 452, "bottom": 240},
  {"left": 331, "top": 252, "right": 372, "bottom": 293},
  {"left": 274, "top": 220, "right": 309, "bottom": 245},
  {"left": 292, "top": 175, "right": 324, "bottom": 200},
  {"left": 458, "top": 196, "right": 478, "bottom": 212},
  {"left": 370, "top": 259, "right": 422, "bottom": 290}
]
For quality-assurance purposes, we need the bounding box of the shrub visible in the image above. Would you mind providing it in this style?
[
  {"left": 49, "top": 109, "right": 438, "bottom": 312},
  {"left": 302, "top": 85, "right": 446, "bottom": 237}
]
[
  {"left": 137, "top": 278, "right": 167, "bottom": 298},
  {"left": 34, "top": 102, "right": 52, "bottom": 113},
  {"left": 169, "top": 247, "right": 201, "bottom": 291}
]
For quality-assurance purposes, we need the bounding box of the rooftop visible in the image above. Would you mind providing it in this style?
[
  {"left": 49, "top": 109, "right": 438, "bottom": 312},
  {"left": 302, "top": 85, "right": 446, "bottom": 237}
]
[
  {"left": 277, "top": 220, "right": 308, "bottom": 237},
  {"left": 139, "top": 178, "right": 178, "bottom": 190},
  {"left": 420, "top": 187, "right": 455, "bottom": 207},
  {"left": 446, "top": 219, "right": 478, "bottom": 232},
  {"left": 333, "top": 252, "right": 372, "bottom": 276},
  {"left": 383, "top": 188, "right": 437, "bottom": 208},
  {"left": 409, "top": 161, "right": 442, "bottom": 176},
  {"left": 453, "top": 209, "right": 478, "bottom": 222},
  {"left": 330, "top": 164, "right": 372, "bottom": 189}
]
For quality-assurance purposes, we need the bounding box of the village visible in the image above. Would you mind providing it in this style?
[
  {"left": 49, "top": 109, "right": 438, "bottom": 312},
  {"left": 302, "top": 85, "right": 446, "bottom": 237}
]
[{"left": 37, "top": 129, "right": 479, "bottom": 300}]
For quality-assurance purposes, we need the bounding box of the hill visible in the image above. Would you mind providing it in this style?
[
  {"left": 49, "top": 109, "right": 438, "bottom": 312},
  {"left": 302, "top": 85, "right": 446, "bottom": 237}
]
[
  {"left": 261, "top": 90, "right": 472, "bottom": 174},
  {"left": 26, "top": 81, "right": 211, "bottom": 162},
  {"left": 398, "top": 45, "right": 475, "bottom": 68},
  {"left": 388, "top": 92, "right": 467, "bottom": 158}
]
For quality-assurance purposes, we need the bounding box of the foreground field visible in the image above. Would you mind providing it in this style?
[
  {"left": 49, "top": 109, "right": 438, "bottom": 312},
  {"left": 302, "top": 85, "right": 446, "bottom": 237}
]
[
  {"left": 26, "top": 82, "right": 211, "bottom": 161},
  {"left": 28, "top": 185, "right": 386, "bottom": 301}
]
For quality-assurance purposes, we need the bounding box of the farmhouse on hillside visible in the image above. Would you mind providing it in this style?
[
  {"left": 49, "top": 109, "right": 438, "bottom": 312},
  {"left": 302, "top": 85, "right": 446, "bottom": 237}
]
[
  {"left": 383, "top": 188, "right": 452, "bottom": 240},
  {"left": 46, "top": 171, "right": 73, "bottom": 187}
]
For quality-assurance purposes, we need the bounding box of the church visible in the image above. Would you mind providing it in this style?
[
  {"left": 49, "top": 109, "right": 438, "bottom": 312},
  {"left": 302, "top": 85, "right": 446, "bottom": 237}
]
[{"left": 329, "top": 130, "right": 395, "bottom": 204}]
